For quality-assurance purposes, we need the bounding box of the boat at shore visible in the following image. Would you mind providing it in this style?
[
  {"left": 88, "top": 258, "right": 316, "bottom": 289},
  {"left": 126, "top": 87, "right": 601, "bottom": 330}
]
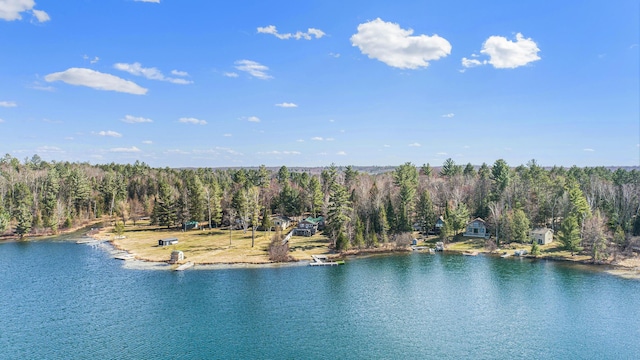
[{"left": 310, "top": 255, "right": 344, "bottom": 266}]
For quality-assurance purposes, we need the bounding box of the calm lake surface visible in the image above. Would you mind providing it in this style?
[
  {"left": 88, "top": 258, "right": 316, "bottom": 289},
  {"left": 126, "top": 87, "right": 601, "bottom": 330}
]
[{"left": 1, "top": 240, "right": 639, "bottom": 359}]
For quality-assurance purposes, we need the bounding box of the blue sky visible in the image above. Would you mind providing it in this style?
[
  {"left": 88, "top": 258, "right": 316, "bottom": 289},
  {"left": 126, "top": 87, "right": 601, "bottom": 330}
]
[{"left": 1, "top": 0, "right": 638, "bottom": 168}]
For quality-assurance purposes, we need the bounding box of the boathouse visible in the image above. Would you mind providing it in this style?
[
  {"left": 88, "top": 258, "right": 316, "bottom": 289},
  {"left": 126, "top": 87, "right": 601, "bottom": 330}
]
[
  {"left": 158, "top": 238, "right": 179, "bottom": 246},
  {"left": 169, "top": 250, "right": 184, "bottom": 264}
]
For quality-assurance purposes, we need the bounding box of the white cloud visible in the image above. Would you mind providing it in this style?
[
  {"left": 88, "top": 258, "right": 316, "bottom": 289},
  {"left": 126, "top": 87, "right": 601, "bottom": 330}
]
[
  {"left": 110, "top": 146, "right": 141, "bottom": 153},
  {"left": 114, "top": 62, "right": 192, "bottom": 84},
  {"left": 275, "top": 102, "right": 297, "bottom": 108},
  {"left": 165, "top": 149, "right": 190, "bottom": 155},
  {"left": 142, "top": 140, "right": 153, "bottom": 144},
  {"left": 409, "top": 142, "right": 421, "bottom": 147},
  {"left": 29, "top": 81, "right": 55, "bottom": 91},
  {"left": 223, "top": 134, "right": 232, "bottom": 137},
  {"left": 442, "top": 113, "right": 455, "bottom": 118},
  {"left": 247, "top": 116, "right": 260, "bottom": 123},
  {"left": 350, "top": 18, "right": 451, "bottom": 69},
  {"left": 296, "top": 139, "right": 304, "bottom": 142},
  {"left": 329, "top": 52, "right": 340, "bottom": 58},
  {"left": 171, "top": 69, "right": 189, "bottom": 77},
  {"left": 44, "top": 68, "right": 148, "bottom": 95},
  {"left": 329, "top": 119, "right": 335, "bottom": 122},
  {"left": 384, "top": 144, "right": 391, "bottom": 148},
  {"left": 311, "top": 137, "right": 324, "bottom": 141},
  {"left": 336, "top": 151, "right": 347, "bottom": 156},
  {"left": 234, "top": 60, "right": 272, "bottom": 80},
  {"left": 0, "top": 101, "right": 17, "bottom": 107},
  {"left": 134, "top": 0, "right": 160, "bottom": 3},
  {"left": 223, "top": 72, "right": 239, "bottom": 78},
  {"left": 261, "top": 150, "right": 302, "bottom": 155},
  {"left": 583, "top": 148, "right": 595, "bottom": 152},
  {"left": 436, "top": 152, "right": 447, "bottom": 155},
  {"left": 36, "top": 145, "right": 63, "bottom": 153},
  {"left": 461, "top": 57, "right": 486, "bottom": 68},
  {"left": 31, "top": 8, "right": 48, "bottom": 22},
  {"left": 0, "top": 0, "right": 49, "bottom": 22},
  {"left": 480, "top": 33, "right": 540, "bottom": 69},
  {"left": 179, "top": 117, "right": 207, "bottom": 125},
  {"left": 257, "top": 25, "right": 325, "bottom": 40},
  {"left": 96, "top": 130, "right": 122, "bottom": 138},
  {"left": 122, "top": 115, "right": 152, "bottom": 123}
]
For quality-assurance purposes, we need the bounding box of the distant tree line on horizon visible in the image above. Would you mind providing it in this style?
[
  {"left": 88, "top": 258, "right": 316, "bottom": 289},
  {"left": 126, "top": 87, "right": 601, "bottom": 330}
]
[{"left": 0, "top": 153, "right": 639, "bottom": 261}]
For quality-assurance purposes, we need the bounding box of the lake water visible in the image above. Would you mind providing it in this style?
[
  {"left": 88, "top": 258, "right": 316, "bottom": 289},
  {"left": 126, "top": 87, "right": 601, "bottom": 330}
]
[{"left": 1, "top": 240, "right": 639, "bottom": 359}]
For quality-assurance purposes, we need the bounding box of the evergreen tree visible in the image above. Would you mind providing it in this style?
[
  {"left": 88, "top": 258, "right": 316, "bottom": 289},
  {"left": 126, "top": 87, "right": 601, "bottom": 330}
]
[
  {"left": 309, "top": 176, "right": 324, "bottom": 217},
  {"left": 559, "top": 216, "right": 582, "bottom": 255},
  {"left": 415, "top": 189, "right": 435, "bottom": 234},
  {"left": 420, "top": 163, "right": 432, "bottom": 177},
  {"left": 327, "top": 181, "right": 352, "bottom": 245},
  {"left": 440, "top": 158, "right": 462, "bottom": 178},
  {"left": 463, "top": 163, "right": 476, "bottom": 178},
  {"left": 511, "top": 209, "right": 530, "bottom": 242},
  {"left": 491, "top": 159, "right": 510, "bottom": 201},
  {"left": 15, "top": 202, "right": 32, "bottom": 239},
  {"left": 394, "top": 162, "right": 419, "bottom": 232},
  {"left": 152, "top": 181, "right": 176, "bottom": 228}
]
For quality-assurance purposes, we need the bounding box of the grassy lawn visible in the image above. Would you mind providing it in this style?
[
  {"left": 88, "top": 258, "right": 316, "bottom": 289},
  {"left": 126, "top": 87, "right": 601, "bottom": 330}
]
[{"left": 104, "top": 223, "right": 332, "bottom": 264}]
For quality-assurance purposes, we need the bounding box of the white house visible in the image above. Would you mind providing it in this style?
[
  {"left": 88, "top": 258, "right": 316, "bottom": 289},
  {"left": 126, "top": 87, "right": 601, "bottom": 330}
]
[
  {"left": 464, "top": 218, "right": 489, "bottom": 238},
  {"left": 271, "top": 215, "right": 292, "bottom": 231},
  {"left": 530, "top": 228, "right": 553, "bottom": 245}
]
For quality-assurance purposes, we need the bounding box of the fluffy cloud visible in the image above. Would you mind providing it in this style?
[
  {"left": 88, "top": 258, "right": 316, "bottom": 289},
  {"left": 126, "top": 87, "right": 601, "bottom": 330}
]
[
  {"left": 110, "top": 146, "right": 141, "bottom": 153},
  {"left": 122, "top": 115, "right": 152, "bottom": 123},
  {"left": 461, "top": 57, "right": 486, "bottom": 68},
  {"left": 83, "top": 55, "right": 100, "bottom": 64},
  {"left": 480, "top": 33, "right": 540, "bottom": 69},
  {"left": 223, "top": 72, "right": 239, "bottom": 78},
  {"left": 0, "top": 0, "right": 50, "bottom": 22},
  {"left": 44, "top": 68, "right": 148, "bottom": 95},
  {"left": 257, "top": 25, "right": 325, "bottom": 40},
  {"left": 275, "top": 102, "right": 297, "bottom": 108},
  {"left": 234, "top": 60, "right": 272, "bottom": 80},
  {"left": 36, "top": 145, "right": 63, "bottom": 154},
  {"left": 336, "top": 151, "right": 347, "bottom": 156},
  {"left": 114, "top": 62, "right": 193, "bottom": 84},
  {"left": 350, "top": 18, "right": 451, "bottom": 69},
  {"left": 408, "top": 142, "right": 421, "bottom": 147},
  {"left": 142, "top": 140, "right": 153, "bottom": 144},
  {"left": 96, "top": 130, "right": 122, "bottom": 138},
  {"left": 171, "top": 69, "right": 189, "bottom": 77},
  {"left": 0, "top": 101, "right": 17, "bottom": 107},
  {"left": 179, "top": 117, "right": 207, "bottom": 125},
  {"left": 311, "top": 137, "right": 324, "bottom": 141},
  {"left": 441, "top": 113, "right": 455, "bottom": 118},
  {"left": 583, "top": 148, "right": 595, "bottom": 152},
  {"left": 247, "top": 116, "right": 260, "bottom": 123}
]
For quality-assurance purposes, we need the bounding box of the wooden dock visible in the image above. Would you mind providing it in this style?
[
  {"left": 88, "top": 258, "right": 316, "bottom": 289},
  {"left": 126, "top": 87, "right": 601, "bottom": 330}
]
[
  {"left": 310, "top": 255, "right": 344, "bottom": 266},
  {"left": 175, "top": 262, "right": 194, "bottom": 271}
]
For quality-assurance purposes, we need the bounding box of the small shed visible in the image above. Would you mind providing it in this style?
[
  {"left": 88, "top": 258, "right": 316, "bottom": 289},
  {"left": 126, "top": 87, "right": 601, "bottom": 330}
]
[
  {"left": 530, "top": 228, "right": 553, "bottom": 245},
  {"left": 411, "top": 238, "right": 418, "bottom": 246},
  {"left": 169, "top": 250, "right": 184, "bottom": 264},
  {"left": 159, "top": 238, "right": 179, "bottom": 246},
  {"left": 183, "top": 221, "right": 199, "bottom": 230}
]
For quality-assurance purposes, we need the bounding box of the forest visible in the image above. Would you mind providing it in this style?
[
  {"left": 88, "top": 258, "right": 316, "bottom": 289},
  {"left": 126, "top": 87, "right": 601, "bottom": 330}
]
[{"left": 1, "top": 153, "right": 639, "bottom": 261}]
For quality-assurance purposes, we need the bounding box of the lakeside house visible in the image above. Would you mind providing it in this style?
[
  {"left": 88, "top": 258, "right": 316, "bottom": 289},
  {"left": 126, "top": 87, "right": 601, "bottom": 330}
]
[
  {"left": 169, "top": 250, "right": 184, "bottom": 264},
  {"left": 427, "top": 216, "right": 445, "bottom": 235},
  {"left": 530, "top": 228, "right": 554, "bottom": 245},
  {"left": 464, "top": 218, "right": 489, "bottom": 238},
  {"left": 292, "top": 216, "right": 325, "bottom": 237},
  {"left": 271, "top": 215, "right": 292, "bottom": 231},
  {"left": 158, "top": 238, "right": 179, "bottom": 246}
]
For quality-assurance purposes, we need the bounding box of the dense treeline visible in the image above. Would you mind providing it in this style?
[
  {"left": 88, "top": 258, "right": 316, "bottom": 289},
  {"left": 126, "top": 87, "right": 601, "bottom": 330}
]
[{"left": 1, "top": 154, "right": 639, "bottom": 260}]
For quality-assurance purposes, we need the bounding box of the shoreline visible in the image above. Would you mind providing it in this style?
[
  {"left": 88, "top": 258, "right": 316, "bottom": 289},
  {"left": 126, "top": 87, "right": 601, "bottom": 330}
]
[{"left": 15, "top": 224, "right": 635, "bottom": 279}]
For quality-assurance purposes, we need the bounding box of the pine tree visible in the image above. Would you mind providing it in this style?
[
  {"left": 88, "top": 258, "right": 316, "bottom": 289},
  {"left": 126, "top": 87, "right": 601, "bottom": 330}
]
[
  {"left": 559, "top": 216, "right": 582, "bottom": 256},
  {"left": 512, "top": 209, "right": 530, "bottom": 242},
  {"left": 416, "top": 189, "right": 435, "bottom": 234}
]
